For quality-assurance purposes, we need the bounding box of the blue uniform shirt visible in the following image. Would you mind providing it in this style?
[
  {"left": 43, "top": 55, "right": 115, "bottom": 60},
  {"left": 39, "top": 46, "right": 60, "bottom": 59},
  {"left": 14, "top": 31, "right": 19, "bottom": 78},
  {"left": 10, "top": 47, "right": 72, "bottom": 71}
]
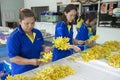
[
  {"left": 7, "top": 25, "right": 44, "bottom": 75},
  {"left": 52, "top": 21, "right": 73, "bottom": 61},
  {"left": 76, "top": 23, "right": 89, "bottom": 51}
]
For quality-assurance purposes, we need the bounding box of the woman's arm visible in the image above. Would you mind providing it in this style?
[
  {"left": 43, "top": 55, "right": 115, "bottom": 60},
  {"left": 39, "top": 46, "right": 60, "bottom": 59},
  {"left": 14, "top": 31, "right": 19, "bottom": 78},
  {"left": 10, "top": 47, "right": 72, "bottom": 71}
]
[
  {"left": 10, "top": 56, "right": 40, "bottom": 66},
  {"left": 70, "top": 45, "right": 81, "bottom": 53},
  {"left": 73, "top": 39, "right": 85, "bottom": 45},
  {"left": 85, "top": 41, "right": 98, "bottom": 47}
]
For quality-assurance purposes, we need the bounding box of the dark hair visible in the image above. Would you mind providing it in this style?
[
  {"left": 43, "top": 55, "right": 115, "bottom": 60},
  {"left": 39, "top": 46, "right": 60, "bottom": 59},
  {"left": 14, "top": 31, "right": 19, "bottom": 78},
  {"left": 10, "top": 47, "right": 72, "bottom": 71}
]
[
  {"left": 61, "top": 4, "right": 77, "bottom": 24},
  {"left": 78, "top": 13, "right": 85, "bottom": 22},
  {"left": 19, "top": 8, "right": 35, "bottom": 21},
  {"left": 78, "top": 12, "right": 97, "bottom": 22}
]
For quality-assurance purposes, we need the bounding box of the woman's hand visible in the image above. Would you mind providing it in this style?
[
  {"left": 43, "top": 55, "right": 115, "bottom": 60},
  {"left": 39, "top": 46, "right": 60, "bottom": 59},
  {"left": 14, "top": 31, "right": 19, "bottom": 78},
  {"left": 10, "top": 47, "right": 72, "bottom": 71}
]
[
  {"left": 70, "top": 45, "right": 81, "bottom": 53},
  {"left": 44, "top": 46, "right": 52, "bottom": 52},
  {"left": 73, "top": 46, "right": 81, "bottom": 53},
  {"left": 77, "top": 40, "right": 86, "bottom": 45},
  {"left": 42, "top": 45, "right": 52, "bottom": 52},
  {"left": 30, "top": 59, "right": 41, "bottom": 66},
  {"left": 73, "top": 39, "right": 85, "bottom": 45},
  {"left": 85, "top": 41, "right": 95, "bottom": 47}
]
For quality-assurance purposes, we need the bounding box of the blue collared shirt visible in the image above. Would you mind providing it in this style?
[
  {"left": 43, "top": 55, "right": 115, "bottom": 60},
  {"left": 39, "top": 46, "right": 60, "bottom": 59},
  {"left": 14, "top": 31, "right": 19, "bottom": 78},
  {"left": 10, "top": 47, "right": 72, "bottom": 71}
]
[
  {"left": 75, "top": 23, "right": 89, "bottom": 51},
  {"left": 7, "top": 25, "right": 44, "bottom": 75},
  {"left": 52, "top": 21, "right": 73, "bottom": 61},
  {"left": 76, "top": 23, "right": 89, "bottom": 41}
]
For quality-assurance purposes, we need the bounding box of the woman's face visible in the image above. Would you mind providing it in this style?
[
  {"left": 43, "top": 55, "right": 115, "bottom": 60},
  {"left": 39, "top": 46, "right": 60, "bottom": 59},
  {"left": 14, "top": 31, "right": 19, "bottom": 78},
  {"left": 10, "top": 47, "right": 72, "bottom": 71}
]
[
  {"left": 19, "top": 17, "right": 35, "bottom": 33},
  {"left": 89, "top": 18, "right": 97, "bottom": 27},
  {"left": 65, "top": 9, "right": 77, "bottom": 23}
]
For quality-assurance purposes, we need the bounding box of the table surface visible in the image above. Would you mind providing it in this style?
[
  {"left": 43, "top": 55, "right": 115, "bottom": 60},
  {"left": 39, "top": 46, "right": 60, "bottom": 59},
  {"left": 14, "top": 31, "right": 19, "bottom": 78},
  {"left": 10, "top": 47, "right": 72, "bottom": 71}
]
[{"left": 22, "top": 53, "right": 120, "bottom": 80}]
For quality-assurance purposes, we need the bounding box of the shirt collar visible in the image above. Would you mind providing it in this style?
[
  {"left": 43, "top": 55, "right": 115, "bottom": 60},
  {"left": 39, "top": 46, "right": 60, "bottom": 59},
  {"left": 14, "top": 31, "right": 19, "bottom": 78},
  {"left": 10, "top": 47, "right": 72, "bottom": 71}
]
[
  {"left": 17, "top": 25, "right": 35, "bottom": 34},
  {"left": 17, "top": 25, "right": 25, "bottom": 34}
]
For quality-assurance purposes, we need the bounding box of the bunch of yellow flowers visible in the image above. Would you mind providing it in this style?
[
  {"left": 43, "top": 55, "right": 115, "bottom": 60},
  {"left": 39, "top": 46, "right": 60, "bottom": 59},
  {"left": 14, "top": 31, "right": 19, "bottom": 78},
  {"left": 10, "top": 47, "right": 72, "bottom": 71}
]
[
  {"left": 38, "top": 51, "right": 52, "bottom": 63},
  {"left": 107, "top": 53, "right": 120, "bottom": 68},
  {"left": 52, "top": 36, "right": 70, "bottom": 50},
  {"left": 103, "top": 40, "right": 120, "bottom": 51},
  {"left": 87, "top": 35, "right": 99, "bottom": 43},
  {"left": 6, "top": 64, "right": 75, "bottom": 80},
  {"left": 82, "top": 45, "right": 111, "bottom": 62}
]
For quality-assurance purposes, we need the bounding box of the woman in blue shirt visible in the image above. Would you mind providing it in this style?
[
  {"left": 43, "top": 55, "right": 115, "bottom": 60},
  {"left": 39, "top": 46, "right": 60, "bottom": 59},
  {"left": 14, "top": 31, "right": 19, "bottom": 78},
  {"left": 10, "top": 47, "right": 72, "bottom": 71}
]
[
  {"left": 7, "top": 9, "right": 51, "bottom": 76},
  {"left": 52, "top": 4, "right": 84, "bottom": 61},
  {"left": 76, "top": 12, "right": 97, "bottom": 50}
]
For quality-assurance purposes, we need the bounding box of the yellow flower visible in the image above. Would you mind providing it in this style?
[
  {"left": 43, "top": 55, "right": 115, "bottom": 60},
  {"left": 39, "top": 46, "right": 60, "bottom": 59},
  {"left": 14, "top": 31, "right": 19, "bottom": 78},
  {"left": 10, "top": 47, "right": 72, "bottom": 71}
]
[
  {"left": 6, "top": 64, "right": 75, "bottom": 80},
  {"left": 38, "top": 51, "right": 52, "bottom": 63},
  {"left": 52, "top": 36, "right": 70, "bottom": 50},
  {"left": 103, "top": 41, "right": 120, "bottom": 51},
  {"left": 82, "top": 45, "right": 111, "bottom": 62},
  {"left": 107, "top": 53, "right": 120, "bottom": 68},
  {"left": 87, "top": 35, "right": 99, "bottom": 43}
]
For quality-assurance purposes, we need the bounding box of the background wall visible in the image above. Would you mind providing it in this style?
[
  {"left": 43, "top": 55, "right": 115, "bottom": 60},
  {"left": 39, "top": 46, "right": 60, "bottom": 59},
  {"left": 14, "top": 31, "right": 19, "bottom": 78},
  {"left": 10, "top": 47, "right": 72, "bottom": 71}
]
[
  {"left": 24, "top": 0, "right": 71, "bottom": 12},
  {"left": 0, "top": 0, "right": 24, "bottom": 26},
  {"left": 96, "top": 27, "right": 120, "bottom": 43},
  {"left": 24, "top": 0, "right": 120, "bottom": 43},
  {"left": 24, "top": 0, "right": 120, "bottom": 10}
]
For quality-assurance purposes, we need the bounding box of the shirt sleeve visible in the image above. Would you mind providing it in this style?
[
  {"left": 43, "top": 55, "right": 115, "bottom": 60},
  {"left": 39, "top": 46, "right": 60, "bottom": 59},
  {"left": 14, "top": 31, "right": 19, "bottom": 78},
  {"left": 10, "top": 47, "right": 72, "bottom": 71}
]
[
  {"left": 37, "top": 30, "right": 44, "bottom": 45},
  {"left": 7, "top": 35, "right": 21, "bottom": 58},
  {"left": 39, "top": 31, "right": 44, "bottom": 45},
  {"left": 55, "top": 22, "right": 64, "bottom": 38}
]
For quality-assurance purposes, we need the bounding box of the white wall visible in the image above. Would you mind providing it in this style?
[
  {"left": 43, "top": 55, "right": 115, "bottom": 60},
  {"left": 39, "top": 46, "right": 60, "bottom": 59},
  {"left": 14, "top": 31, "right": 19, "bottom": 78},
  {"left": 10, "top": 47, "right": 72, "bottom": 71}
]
[
  {"left": 35, "top": 22, "right": 56, "bottom": 35},
  {"left": 96, "top": 27, "right": 120, "bottom": 44},
  {"left": 24, "top": 0, "right": 120, "bottom": 11},
  {"left": 1, "top": 0, "right": 24, "bottom": 26},
  {"left": 24, "top": 0, "right": 71, "bottom": 12}
]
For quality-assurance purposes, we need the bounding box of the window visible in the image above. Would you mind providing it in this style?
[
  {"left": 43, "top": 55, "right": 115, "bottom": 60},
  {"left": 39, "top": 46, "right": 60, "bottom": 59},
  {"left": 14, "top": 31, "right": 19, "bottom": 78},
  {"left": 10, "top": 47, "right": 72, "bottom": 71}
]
[{"left": 31, "top": 6, "right": 49, "bottom": 22}]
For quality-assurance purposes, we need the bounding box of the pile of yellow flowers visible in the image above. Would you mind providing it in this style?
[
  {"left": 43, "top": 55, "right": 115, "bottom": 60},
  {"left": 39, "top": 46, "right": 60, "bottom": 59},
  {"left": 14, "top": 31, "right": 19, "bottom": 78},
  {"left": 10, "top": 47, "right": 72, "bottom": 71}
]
[
  {"left": 38, "top": 51, "right": 52, "bottom": 63},
  {"left": 35, "top": 64, "right": 75, "bottom": 80},
  {"left": 52, "top": 36, "right": 70, "bottom": 50},
  {"left": 103, "top": 41, "right": 120, "bottom": 51},
  {"left": 6, "top": 64, "right": 75, "bottom": 80},
  {"left": 87, "top": 35, "right": 99, "bottom": 43},
  {"left": 6, "top": 74, "right": 35, "bottom": 80},
  {"left": 82, "top": 45, "right": 111, "bottom": 62},
  {"left": 107, "top": 53, "right": 120, "bottom": 68}
]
